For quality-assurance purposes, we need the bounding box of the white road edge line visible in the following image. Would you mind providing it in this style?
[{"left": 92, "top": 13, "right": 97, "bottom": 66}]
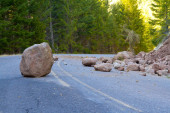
[
  {"left": 51, "top": 70, "right": 70, "bottom": 87},
  {"left": 57, "top": 59, "right": 143, "bottom": 112}
]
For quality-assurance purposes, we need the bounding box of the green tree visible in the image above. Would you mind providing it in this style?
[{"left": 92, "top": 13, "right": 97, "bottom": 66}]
[
  {"left": 0, "top": 0, "right": 49, "bottom": 54},
  {"left": 150, "top": 0, "right": 170, "bottom": 46}
]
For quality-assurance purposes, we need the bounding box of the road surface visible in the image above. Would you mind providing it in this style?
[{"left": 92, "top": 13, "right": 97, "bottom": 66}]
[{"left": 0, "top": 55, "right": 170, "bottom": 113}]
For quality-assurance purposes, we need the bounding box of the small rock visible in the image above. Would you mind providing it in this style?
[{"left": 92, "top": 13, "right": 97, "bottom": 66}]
[
  {"left": 94, "top": 63, "right": 112, "bottom": 72},
  {"left": 146, "top": 67, "right": 155, "bottom": 75},
  {"left": 113, "top": 60, "right": 125, "bottom": 69},
  {"left": 113, "top": 51, "right": 134, "bottom": 61},
  {"left": 82, "top": 58, "right": 97, "bottom": 66},
  {"left": 139, "top": 65, "right": 145, "bottom": 72},
  {"left": 136, "top": 51, "right": 146, "bottom": 58},
  {"left": 64, "top": 62, "right": 67, "bottom": 65},
  {"left": 127, "top": 64, "right": 139, "bottom": 71},
  {"left": 100, "top": 57, "right": 113, "bottom": 64},
  {"left": 156, "top": 70, "right": 168, "bottom": 76},
  {"left": 124, "top": 59, "right": 135, "bottom": 65},
  {"left": 117, "top": 67, "right": 124, "bottom": 71},
  {"left": 152, "top": 63, "right": 161, "bottom": 72},
  {"left": 141, "top": 73, "right": 146, "bottom": 76},
  {"left": 53, "top": 56, "right": 59, "bottom": 61},
  {"left": 167, "top": 67, "right": 170, "bottom": 73}
]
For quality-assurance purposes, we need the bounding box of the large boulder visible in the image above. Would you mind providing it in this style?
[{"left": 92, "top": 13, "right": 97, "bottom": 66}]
[
  {"left": 113, "top": 51, "right": 134, "bottom": 61},
  {"left": 94, "top": 63, "right": 112, "bottom": 72},
  {"left": 20, "top": 42, "right": 54, "bottom": 77},
  {"left": 82, "top": 58, "right": 97, "bottom": 66}
]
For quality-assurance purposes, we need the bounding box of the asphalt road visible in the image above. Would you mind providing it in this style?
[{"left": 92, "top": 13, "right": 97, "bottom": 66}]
[{"left": 0, "top": 55, "right": 170, "bottom": 113}]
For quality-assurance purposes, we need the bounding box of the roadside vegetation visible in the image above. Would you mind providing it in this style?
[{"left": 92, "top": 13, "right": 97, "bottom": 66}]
[{"left": 0, "top": 0, "right": 169, "bottom": 54}]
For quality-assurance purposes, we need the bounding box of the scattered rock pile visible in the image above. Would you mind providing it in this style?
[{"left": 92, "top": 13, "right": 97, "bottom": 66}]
[
  {"left": 113, "top": 37, "right": 170, "bottom": 76},
  {"left": 20, "top": 42, "right": 54, "bottom": 77},
  {"left": 82, "top": 57, "right": 113, "bottom": 72},
  {"left": 82, "top": 37, "right": 170, "bottom": 75}
]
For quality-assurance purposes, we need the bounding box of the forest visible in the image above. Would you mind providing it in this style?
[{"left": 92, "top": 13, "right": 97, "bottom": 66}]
[{"left": 0, "top": 0, "right": 169, "bottom": 54}]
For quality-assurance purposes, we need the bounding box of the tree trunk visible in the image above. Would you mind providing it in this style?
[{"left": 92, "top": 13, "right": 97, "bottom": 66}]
[{"left": 50, "top": 1, "right": 54, "bottom": 50}]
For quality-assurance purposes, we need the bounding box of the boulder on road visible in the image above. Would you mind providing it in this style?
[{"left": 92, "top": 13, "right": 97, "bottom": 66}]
[
  {"left": 94, "top": 63, "right": 112, "bottom": 72},
  {"left": 20, "top": 42, "right": 54, "bottom": 77},
  {"left": 82, "top": 58, "right": 97, "bottom": 66}
]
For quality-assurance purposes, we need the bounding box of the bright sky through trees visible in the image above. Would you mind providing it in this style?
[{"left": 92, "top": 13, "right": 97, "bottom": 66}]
[
  {"left": 109, "top": 0, "right": 119, "bottom": 5},
  {"left": 110, "top": 0, "right": 154, "bottom": 21},
  {"left": 138, "top": 0, "right": 154, "bottom": 21}
]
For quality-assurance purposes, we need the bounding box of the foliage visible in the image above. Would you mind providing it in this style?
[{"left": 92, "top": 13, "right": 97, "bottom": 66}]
[
  {"left": 150, "top": 0, "right": 170, "bottom": 46},
  {"left": 0, "top": 0, "right": 168, "bottom": 54},
  {"left": 0, "top": 0, "right": 49, "bottom": 54}
]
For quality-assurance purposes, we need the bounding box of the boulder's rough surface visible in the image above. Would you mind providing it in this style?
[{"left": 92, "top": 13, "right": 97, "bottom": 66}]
[
  {"left": 94, "top": 63, "right": 112, "bottom": 72},
  {"left": 82, "top": 58, "right": 97, "bottom": 66},
  {"left": 113, "top": 51, "right": 134, "bottom": 61},
  {"left": 20, "top": 42, "right": 54, "bottom": 77}
]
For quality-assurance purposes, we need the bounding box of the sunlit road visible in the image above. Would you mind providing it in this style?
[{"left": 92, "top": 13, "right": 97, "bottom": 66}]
[{"left": 0, "top": 55, "right": 170, "bottom": 113}]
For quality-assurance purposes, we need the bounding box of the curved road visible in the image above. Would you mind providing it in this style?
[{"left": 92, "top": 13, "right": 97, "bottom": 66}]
[{"left": 0, "top": 55, "right": 170, "bottom": 113}]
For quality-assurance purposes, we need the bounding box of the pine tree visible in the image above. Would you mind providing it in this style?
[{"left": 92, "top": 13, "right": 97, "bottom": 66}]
[
  {"left": 0, "top": 0, "right": 49, "bottom": 54},
  {"left": 150, "top": 0, "right": 170, "bottom": 45},
  {"left": 116, "top": 0, "right": 146, "bottom": 53}
]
